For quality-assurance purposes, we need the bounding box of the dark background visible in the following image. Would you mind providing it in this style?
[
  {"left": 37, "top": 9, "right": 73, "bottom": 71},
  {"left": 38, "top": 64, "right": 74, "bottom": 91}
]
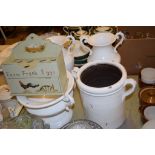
[{"left": 1, "top": 26, "right": 155, "bottom": 75}]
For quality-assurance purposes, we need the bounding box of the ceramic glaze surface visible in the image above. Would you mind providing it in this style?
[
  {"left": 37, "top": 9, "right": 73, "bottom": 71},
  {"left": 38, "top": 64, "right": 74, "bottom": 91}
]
[
  {"left": 80, "top": 32, "right": 125, "bottom": 63},
  {"left": 88, "top": 46, "right": 121, "bottom": 63},
  {"left": 73, "top": 61, "right": 136, "bottom": 128}
]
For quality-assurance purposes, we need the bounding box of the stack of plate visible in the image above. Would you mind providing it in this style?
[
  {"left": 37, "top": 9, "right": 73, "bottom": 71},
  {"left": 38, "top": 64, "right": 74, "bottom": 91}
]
[
  {"left": 74, "top": 52, "right": 90, "bottom": 68},
  {"left": 141, "top": 68, "right": 155, "bottom": 84}
]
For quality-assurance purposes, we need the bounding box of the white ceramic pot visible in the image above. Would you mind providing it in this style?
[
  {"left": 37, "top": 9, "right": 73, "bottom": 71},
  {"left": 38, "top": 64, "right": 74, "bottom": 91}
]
[
  {"left": 72, "top": 60, "right": 136, "bottom": 128},
  {"left": 16, "top": 71, "right": 75, "bottom": 129},
  {"left": 47, "top": 35, "right": 74, "bottom": 72},
  {"left": 80, "top": 32, "right": 125, "bottom": 63}
]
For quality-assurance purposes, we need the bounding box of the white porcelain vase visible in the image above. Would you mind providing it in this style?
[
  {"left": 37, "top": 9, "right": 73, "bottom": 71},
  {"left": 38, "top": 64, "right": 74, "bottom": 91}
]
[{"left": 80, "top": 32, "right": 125, "bottom": 63}]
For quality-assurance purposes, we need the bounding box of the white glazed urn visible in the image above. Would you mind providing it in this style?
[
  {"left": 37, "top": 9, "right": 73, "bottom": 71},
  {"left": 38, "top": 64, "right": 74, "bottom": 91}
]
[
  {"left": 80, "top": 32, "right": 125, "bottom": 63},
  {"left": 72, "top": 60, "right": 136, "bottom": 128}
]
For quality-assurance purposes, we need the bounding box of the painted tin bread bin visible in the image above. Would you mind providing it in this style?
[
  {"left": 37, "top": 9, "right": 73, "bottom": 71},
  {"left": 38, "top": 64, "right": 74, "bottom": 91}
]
[{"left": 2, "top": 33, "right": 68, "bottom": 97}]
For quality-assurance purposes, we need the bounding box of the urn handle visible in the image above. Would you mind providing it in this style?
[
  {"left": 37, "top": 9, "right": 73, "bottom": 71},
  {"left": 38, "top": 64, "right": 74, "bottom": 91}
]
[
  {"left": 66, "top": 35, "right": 76, "bottom": 54},
  {"left": 71, "top": 67, "right": 80, "bottom": 79},
  {"left": 63, "top": 94, "right": 75, "bottom": 111},
  {"left": 80, "top": 36, "right": 93, "bottom": 55},
  {"left": 122, "top": 78, "right": 137, "bottom": 101},
  {"left": 114, "top": 32, "right": 125, "bottom": 52}
]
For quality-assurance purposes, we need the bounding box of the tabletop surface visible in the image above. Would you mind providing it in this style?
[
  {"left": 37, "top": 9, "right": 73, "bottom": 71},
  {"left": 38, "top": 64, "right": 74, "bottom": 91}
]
[{"left": 0, "top": 45, "right": 142, "bottom": 129}]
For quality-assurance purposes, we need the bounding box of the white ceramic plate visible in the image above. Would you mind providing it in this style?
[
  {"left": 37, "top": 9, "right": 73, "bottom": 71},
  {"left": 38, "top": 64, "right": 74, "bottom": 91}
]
[{"left": 141, "top": 68, "right": 155, "bottom": 84}]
